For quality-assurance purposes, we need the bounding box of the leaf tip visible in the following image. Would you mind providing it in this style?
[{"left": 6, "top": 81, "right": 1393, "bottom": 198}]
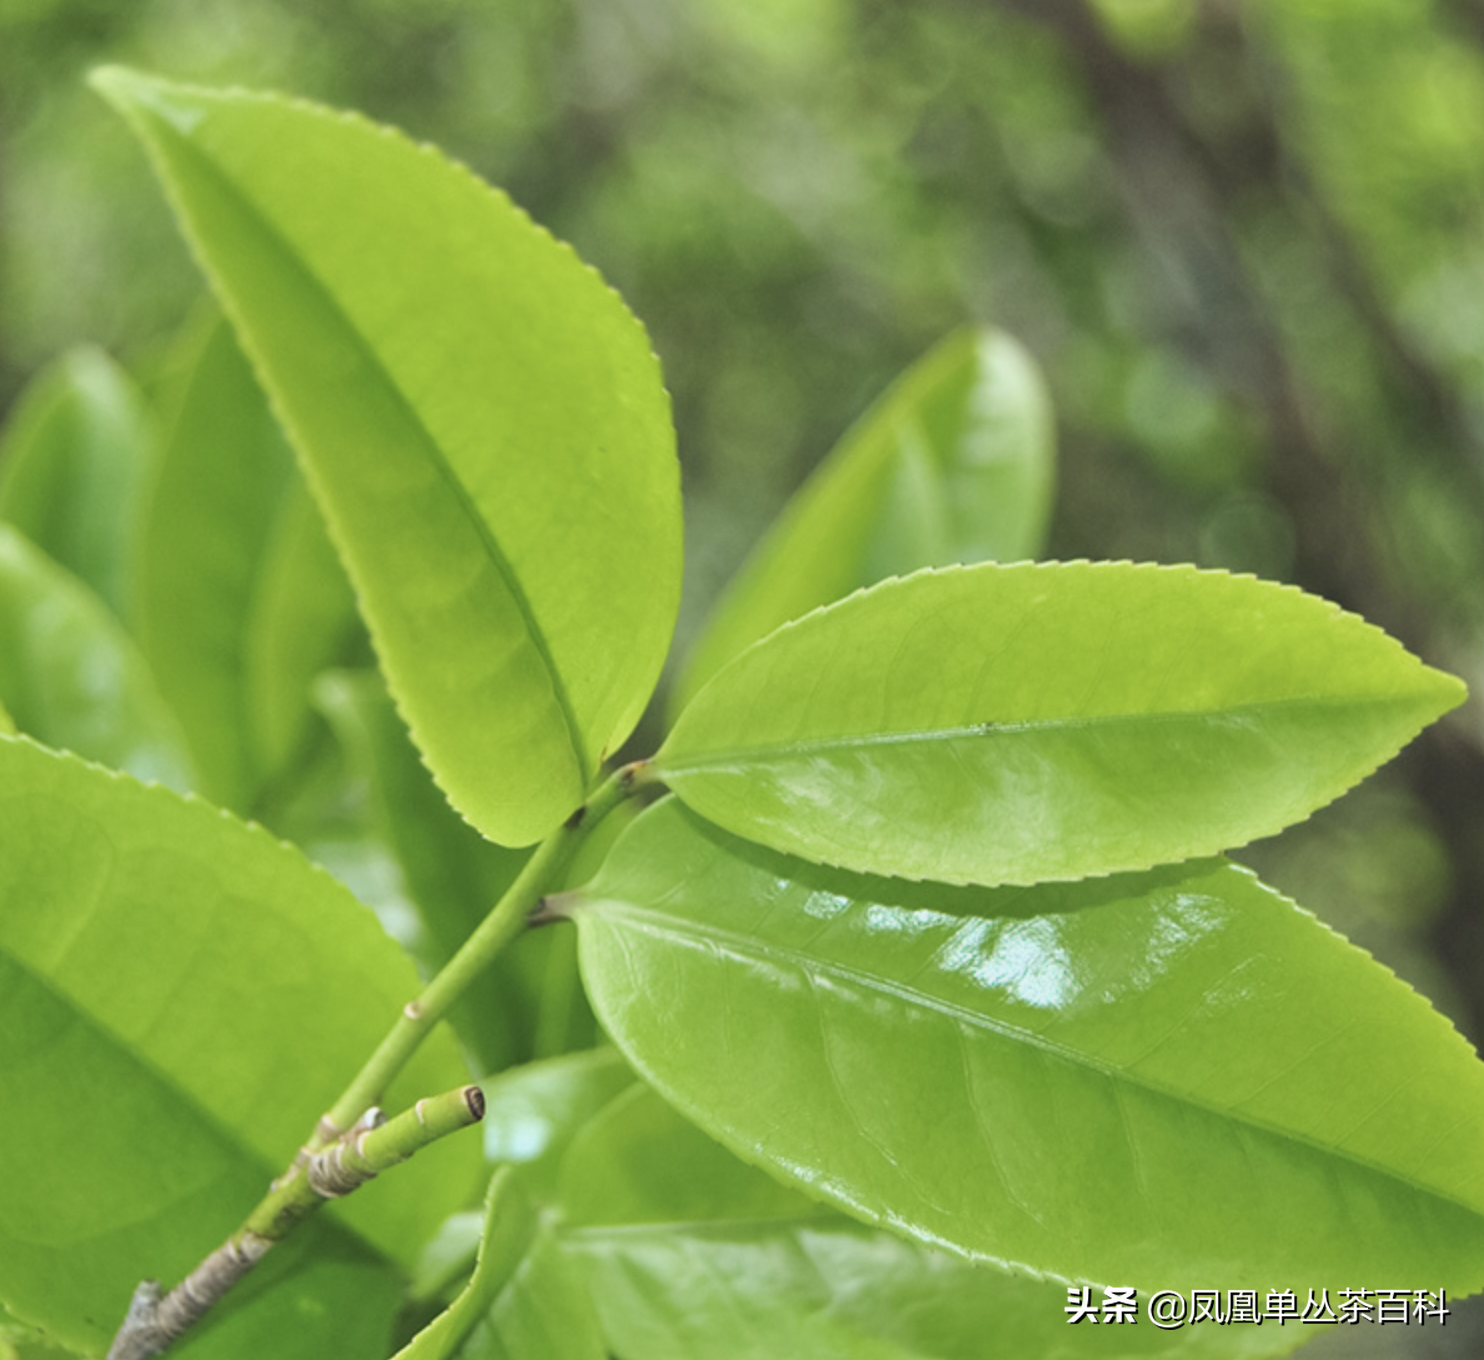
[{"left": 88, "top": 66, "right": 205, "bottom": 135}]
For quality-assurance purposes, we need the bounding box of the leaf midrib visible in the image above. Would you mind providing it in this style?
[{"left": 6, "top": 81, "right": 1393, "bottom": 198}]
[
  {"left": 661, "top": 690, "right": 1428, "bottom": 774},
  {"left": 589, "top": 899, "right": 1476, "bottom": 1216},
  {"left": 149, "top": 105, "right": 590, "bottom": 783}
]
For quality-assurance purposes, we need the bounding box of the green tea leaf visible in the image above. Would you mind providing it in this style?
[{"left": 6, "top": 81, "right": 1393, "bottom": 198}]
[
  {"left": 0, "top": 738, "right": 478, "bottom": 1348},
  {"left": 658, "top": 561, "right": 1466, "bottom": 884},
  {"left": 394, "top": 1170, "right": 603, "bottom": 1360},
  {"left": 390, "top": 1169, "right": 533, "bottom": 1360},
  {"left": 0, "top": 347, "right": 154, "bottom": 619},
  {"left": 567, "top": 798, "right": 1484, "bottom": 1292},
  {"left": 138, "top": 312, "right": 355, "bottom": 810},
  {"left": 455, "top": 1225, "right": 604, "bottom": 1360},
  {"left": 314, "top": 670, "right": 528, "bottom": 1074},
  {"left": 676, "top": 328, "right": 1054, "bottom": 712},
  {"left": 0, "top": 933, "right": 403, "bottom": 1360},
  {"left": 93, "top": 68, "right": 683, "bottom": 845},
  {"left": 0, "top": 525, "right": 194, "bottom": 790},
  {"left": 560, "top": 1086, "right": 1310, "bottom": 1360},
  {"left": 480, "top": 1048, "right": 636, "bottom": 1200}
]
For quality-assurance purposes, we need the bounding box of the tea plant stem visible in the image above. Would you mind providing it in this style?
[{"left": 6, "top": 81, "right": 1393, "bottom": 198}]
[
  {"left": 106, "top": 1086, "right": 486, "bottom": 1360},
  {"left": 105, "top": 761, "right": 644, "bottom": 1360},
  {"left": 315, "top": 759, "right": 642, "bottom": 1144}
]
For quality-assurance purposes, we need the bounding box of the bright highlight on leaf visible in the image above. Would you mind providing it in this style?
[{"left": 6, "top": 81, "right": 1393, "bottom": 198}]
[
  {"left": 659, "top": 560, "right": 1467, "bottom": 884},
  {"left": 568, "top": 798, "right": 1484, "bottom": 1292},
  {"left": 92, "top": 66, "right": 683, "bottom": 846}
]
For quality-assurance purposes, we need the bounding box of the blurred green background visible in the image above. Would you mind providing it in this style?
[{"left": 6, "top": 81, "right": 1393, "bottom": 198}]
[{"left": 3, "top": 2, "right": 1483, "bottom": 1351}]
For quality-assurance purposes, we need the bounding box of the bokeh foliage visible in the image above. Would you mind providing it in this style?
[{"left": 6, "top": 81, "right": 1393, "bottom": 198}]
[{"left": 3, "top": 8, "right": 1484, "bottom": 1350}]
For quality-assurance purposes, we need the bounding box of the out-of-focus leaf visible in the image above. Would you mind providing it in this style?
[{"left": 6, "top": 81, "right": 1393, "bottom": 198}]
[
  {"left": 390, "top": 1169, "right": 534, "bottom": 1360},
  {"left": 480, "top": 1048, "right": 635, "bottom": 1200},
  {"left": 0, "top": 525, "right": 194, "bottom": 790},
  {"left": 0, "top": 738, "right": 478, "bottom": 1350},
  {"left": 566, "top": 798, "right": 1484, "bottom": 1292},
  {"left": 170, "top": 1232, "right": 402, "bottom": 1360},
  {"left": 0, "top": 346, "right": 153, "bottom": 619},
  {"left": 94, "top": 68, "right": 683, "bottom": 846},
  {"left": 315, "top": 670, "right": 529, "bottom": 1073},
  {"left": 676, "top": 328, "right": 1054, "bottom": 712},
  {"left": 1, "top": 1302, "right": 83, "bottom": 1360},
  {"left": 137, "top": 312, "right": 355, "bottom": 811},
  {"left": 456, "top": 1225, "right": 603, "bottom": 1360},
  {"left": 1, "top": 1227, "right": 400, "bottom": 1360},
  {"left": 395, "top": 1171, "right": 603, "bottom": 1360},
  {"left": 560, "top": 1086, "right": 1307, "bottom": 1360},
  {"left": 658, "top": 561, "right": 1466, "bottom": 885}
]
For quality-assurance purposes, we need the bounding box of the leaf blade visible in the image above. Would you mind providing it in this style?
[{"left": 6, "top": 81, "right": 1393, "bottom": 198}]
[
  {"left": 0, "top": 738, "right": 478, "bottom": 1346},
  {"left": 0, "top": 346, "right": 154, "bottom": 620},
  {"left": 0, "top": 526, "right": 195, "bottom": 790},
  {"left": 559, "top": 1086, "right": 1311, "bottom": 1360},
  {"left": 93, "top": 68, "right": 682, "bottom": 844},
  {"left": 137, "top": 311, "right": 355, "bottom": 810},
  {"left": 568, "top": 799, "right": 1484, "bottom": 1291},
  {"left": 659, "top": 562, "right": 1466, "bottom": 884}
]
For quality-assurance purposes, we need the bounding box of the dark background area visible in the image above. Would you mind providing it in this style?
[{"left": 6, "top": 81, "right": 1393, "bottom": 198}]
[{"left": 3, "top": 4, "right": 1483, "bottom": 1351}]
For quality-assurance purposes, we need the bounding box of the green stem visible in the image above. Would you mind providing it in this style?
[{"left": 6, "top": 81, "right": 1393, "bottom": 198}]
[
  {"left": 106, "top": 1085, "right": 486, "bottom": 1360},
  {"left": 314, "top": 758, "right": 640, "bottom": 1145},
  {"left": 106, "top": 760, "right": 644, "bottom": 1360}
]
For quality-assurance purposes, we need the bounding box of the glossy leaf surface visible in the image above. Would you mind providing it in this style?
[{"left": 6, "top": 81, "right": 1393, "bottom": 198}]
[
  {"left": 0, "top": 738, "right": 477, "bottom": 1348},
  {"left": 95, "top": 68, "right": 682, "bottom": 845},
  {"left": 676, "top": 328, "right": 1054, "bottom": 712},
  {"left": 659, "top": 561, "right": 1466, "bottom": 884},
  {"left": 569, "top": 799, "right": 1484, "bottom": 1291},
  {"left": 0, "top": 526, "right": 194, "bottom": 790},
  {"left": 0, "top": 347, "right": 153, "bottom": 619},
  {"left": 138, "top": 313, "right": 355, "bottom": 810},
  {"left": 561, "top": 1087, "right": 1309, "bottom": 1360}
]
